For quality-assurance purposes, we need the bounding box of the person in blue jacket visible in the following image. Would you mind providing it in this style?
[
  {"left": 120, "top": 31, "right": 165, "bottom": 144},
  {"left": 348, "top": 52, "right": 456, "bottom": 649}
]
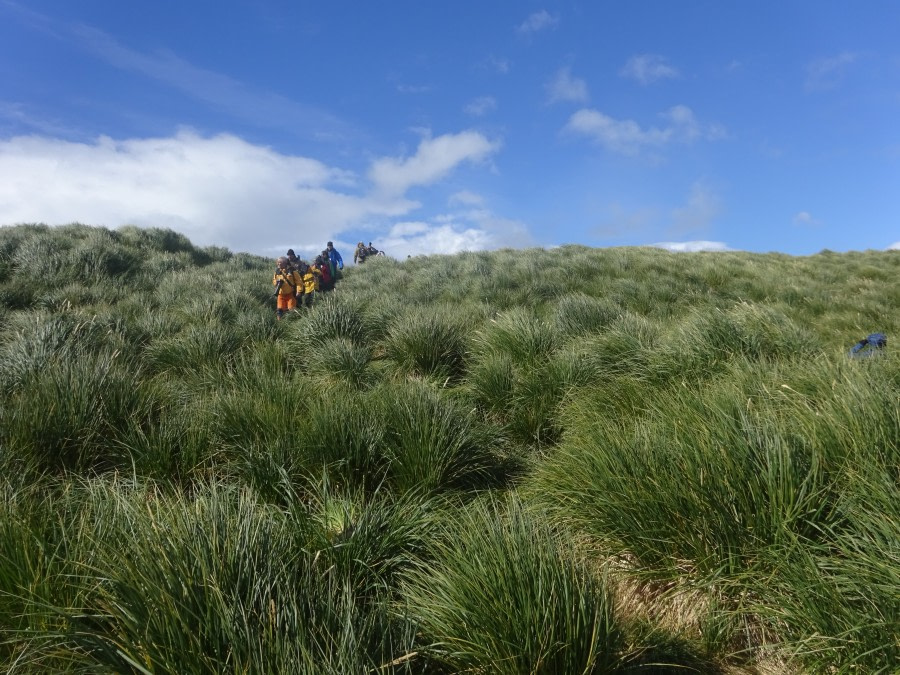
[{"left": 325, "top": 241, "right": 343, "bottom": 280}]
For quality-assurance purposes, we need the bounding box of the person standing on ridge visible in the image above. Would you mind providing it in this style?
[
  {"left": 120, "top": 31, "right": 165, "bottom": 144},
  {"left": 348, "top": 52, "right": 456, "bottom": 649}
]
[{"left": 354, "top": 241, "right": 367, "bottom": 264}]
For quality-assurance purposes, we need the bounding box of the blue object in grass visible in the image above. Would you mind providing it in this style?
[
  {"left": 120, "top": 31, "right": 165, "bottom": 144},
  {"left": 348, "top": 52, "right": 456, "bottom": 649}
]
[{"left": 849, "top": 332, "right": 887, "bottom": 358}]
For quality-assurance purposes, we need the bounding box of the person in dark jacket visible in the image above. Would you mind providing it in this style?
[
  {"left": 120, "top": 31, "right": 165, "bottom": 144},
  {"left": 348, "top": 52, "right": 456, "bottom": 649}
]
[{"left": 315, "top": 255, "right": 333, "bottom": 290}]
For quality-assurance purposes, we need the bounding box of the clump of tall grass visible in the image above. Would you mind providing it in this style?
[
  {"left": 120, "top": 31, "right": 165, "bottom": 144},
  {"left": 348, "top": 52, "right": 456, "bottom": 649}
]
[
  {"left": 0, "top": 481, "right": 83, "bottom": 671},
  {"left": 382, "top": 305, "right": 471, "bottom": 381},
  {"left": 302, "top": 336, "right": 373, "bottom": 389},
  {"left": 568, "top": 312, "right": 660, "bottom": 381},
  {"left": 526, "top": 354, "right": 898, "bottom": 670},
  {"left": 650, "top": 302, "right": 819, "bottom": 382},
  {"left": 68, "top": 232, "right": 138, "bottom": 284},
  {"left": 0, "top": 350, "right": 160, "bottom": 474},
  {"left": 466, "top": 350, "right": 517, "bottom": 420},
  {"left": 242, "top": 388, "right": 387, "bottom": 498},
  {"left": 116, "top": 224, "right": 198, "bottom": 256},
  {"left": 0, "top": 313, "right": 118, "bottom": 395},
  {"left": 554, "top": 292, "right": 622, "bottom": 338},
  {"left": 467, "top": 309, "right": 654, "bottom": 449},
  {"left": 376, "top": 380, "right": 509, "bottom": 494},
  {"left": 402, "top": 495, "right": 626, "bottom": 674},
  {"left": 526, "top": 356, "right": 892, "bottom": 580},
  {"left": 464, "top": 309, "right": 570, "bottom": 449},
  {"left": 217, "top": 378, "right": 510, "bottom": 498},
  {"left": 143, "top": 323, "right": 246, "bottom": 375},
  {"left": 295, "top": 295, "right": 369, "bottom": 345},
  {"left": 476, "top": 307, "right": 556, "bottom": 363},
  {"left": 26, "top": 479, "right": 422, "bottom": 673}
]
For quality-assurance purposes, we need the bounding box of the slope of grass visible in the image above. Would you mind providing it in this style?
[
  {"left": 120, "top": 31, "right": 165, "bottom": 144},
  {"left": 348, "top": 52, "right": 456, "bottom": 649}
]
[{"left": 0, "top": 223, "right": 897, "bottom": 673}]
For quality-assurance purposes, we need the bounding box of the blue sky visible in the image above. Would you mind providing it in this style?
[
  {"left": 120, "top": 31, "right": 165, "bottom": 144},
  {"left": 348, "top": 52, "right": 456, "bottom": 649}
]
[{"left": 1, "top": 1, "right": 898, "bottom": 260}]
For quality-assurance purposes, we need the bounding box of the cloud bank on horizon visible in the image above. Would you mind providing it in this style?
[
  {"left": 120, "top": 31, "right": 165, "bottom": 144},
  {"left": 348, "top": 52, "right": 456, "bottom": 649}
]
[
  {"left": 1, "top": 2, "right": 898, "bottom": 258},
  {"left": 0, "top": 130, "right": 522, "bottom": 258}
]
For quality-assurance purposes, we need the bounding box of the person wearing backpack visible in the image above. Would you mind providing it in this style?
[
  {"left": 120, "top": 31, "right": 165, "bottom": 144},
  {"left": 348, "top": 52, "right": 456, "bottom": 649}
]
[
  {"left": 272, "top": 256, "right": 303, "bottom": 319},
  {"left": 315, "top": 254, "right": 333, "bottom": 291},
  {"left": 354, "top": 241, "right": 368, "bottom": 264},
  {"left": 286, "top": 248, "right": 301, "bottom": 270}
]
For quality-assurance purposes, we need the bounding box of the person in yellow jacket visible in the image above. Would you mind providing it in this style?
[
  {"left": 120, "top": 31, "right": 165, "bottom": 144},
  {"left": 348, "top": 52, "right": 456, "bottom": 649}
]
[
  {"left": 297, "top": 259, "right": 322, "bottom": 308},
  {"left": 272, "top": 256, "right": 303, "bottom": 319}
]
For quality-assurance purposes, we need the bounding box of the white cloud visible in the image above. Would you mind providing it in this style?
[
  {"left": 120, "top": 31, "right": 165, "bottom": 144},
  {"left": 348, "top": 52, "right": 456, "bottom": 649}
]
[
  {"left": 888, "top": 242, "right": 900, "bottom": 250},
  {"left": 650, "top": 241, "right": 732, "bottom": 252},
  {"left": 516, "top": 10, "right": 559, "bottom": 35},
  {"left": 0, "top": 130, "right": 509, "bottom": 256},
  {"left": 805, "top": 52, "right": 858, "bottom": 91},
  {"left": 546, "top": 67, "right": 589, "bottom": 104},
  {"left": 671, "top": 180, "right": 722, "bottom": 235},
  {"left": 464, "top": 96, "right": 497, "bottom": 117},
  {"left": 620, "top": 54, "right": 679, "bottom": 85},
  {"left": 448, "top": 190, "right": 485, "bottom": 207},
  {"left": 368, "top": 130, "right": 501, "bottom": 196},
  {"left": 388, "top": 221, "right": 431, "bottom": 237},
  {"left": 564, "top": 105, "right": 722, "bottom": 155},
  {"left": 383, "top": 222, "right": 492, "bottom": 258},
  {"left": 380, "top": 203, "right": 534, "bottom": 258},
  {"left": 793, "top": 211, "right": 821, "bottom": 226}
]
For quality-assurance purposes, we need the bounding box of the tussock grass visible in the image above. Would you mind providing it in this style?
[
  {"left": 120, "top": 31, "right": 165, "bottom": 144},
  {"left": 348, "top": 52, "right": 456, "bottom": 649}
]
[
  {"left": 300, "top": 336, "right": 373, "bottom": 389},
  {"left": 382, "top": 305, "right": 472, "bottom": 381},
  {"left": 144, "top": 324, "right": 246, "bottom": 375},
  {"left": 0, "top": 349, "right": 156, "bottom": 474},
  {"left": 649, "top": 302, "right": 819, "bottom": 382},
  {"left": 527, "top": 354, "right": 899, "bottom": 670},
  {"left": 0, "top": 225, "right": 897, "bottom": 673},
  {"left": 402, "top": 495, "right": 626, "bottom": 674},
  {"left": 554, "top": 292, "right": 622, "bottom": 338},
  {"left": 375, "top": 380, "right": 508, "bottom": 494},
  {"left": 293, "top": 295, "right": 369, "bottom": 346},
  {"left": 474, "top": 307, "right": 559, "bottom": 366}
]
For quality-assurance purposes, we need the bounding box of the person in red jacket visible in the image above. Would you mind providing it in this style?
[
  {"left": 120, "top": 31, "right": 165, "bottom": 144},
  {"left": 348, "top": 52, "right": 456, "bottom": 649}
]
[{"left": 315, "top": 255, "right": 333, "bottom": 291}]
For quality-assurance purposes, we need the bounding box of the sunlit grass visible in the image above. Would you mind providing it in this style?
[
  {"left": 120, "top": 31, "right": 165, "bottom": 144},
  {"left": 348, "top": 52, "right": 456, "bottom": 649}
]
[{"left": 0, "top": 224, "right": 897, "bottom": 672}]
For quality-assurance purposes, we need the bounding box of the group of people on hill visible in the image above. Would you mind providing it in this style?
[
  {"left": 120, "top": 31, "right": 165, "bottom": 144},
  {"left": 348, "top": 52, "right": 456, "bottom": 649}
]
[
  {"left": 354, "top": 241, "right": 383, "bottom": 264},
  {"left": 272, "top": 241, "right": 343, "bottom": 319}
]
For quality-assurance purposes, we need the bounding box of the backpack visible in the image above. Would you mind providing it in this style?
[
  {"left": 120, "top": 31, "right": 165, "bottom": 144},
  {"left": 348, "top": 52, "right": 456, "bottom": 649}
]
[{"left": 849, "top": 332, "right": 887, "bottom": 358}]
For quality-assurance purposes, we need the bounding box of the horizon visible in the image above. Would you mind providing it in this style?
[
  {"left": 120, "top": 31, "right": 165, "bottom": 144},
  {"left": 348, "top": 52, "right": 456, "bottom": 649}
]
[{"left": 1, "top": 1, "right": 898, "bottom": 259}]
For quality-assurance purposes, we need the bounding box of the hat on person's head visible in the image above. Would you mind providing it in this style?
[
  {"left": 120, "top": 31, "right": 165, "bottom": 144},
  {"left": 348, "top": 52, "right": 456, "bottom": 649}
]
[
  {"left": 287, "top": 249, "right": 295, "bottom": 256},
  {"left": 327, "top": 241, "right": 333, "bottom": 247}
]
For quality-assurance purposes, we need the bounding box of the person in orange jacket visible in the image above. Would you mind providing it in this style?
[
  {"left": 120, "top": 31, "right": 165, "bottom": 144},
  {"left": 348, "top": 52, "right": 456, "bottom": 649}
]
[{"left": 272, "top": 256, "right": 303, "bottom": 319}]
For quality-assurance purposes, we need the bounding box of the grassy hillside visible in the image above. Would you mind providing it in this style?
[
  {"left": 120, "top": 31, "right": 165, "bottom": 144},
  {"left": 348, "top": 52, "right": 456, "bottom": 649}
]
[{"left": 1, "top": 223, "right": 897, "bottom": 673}]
